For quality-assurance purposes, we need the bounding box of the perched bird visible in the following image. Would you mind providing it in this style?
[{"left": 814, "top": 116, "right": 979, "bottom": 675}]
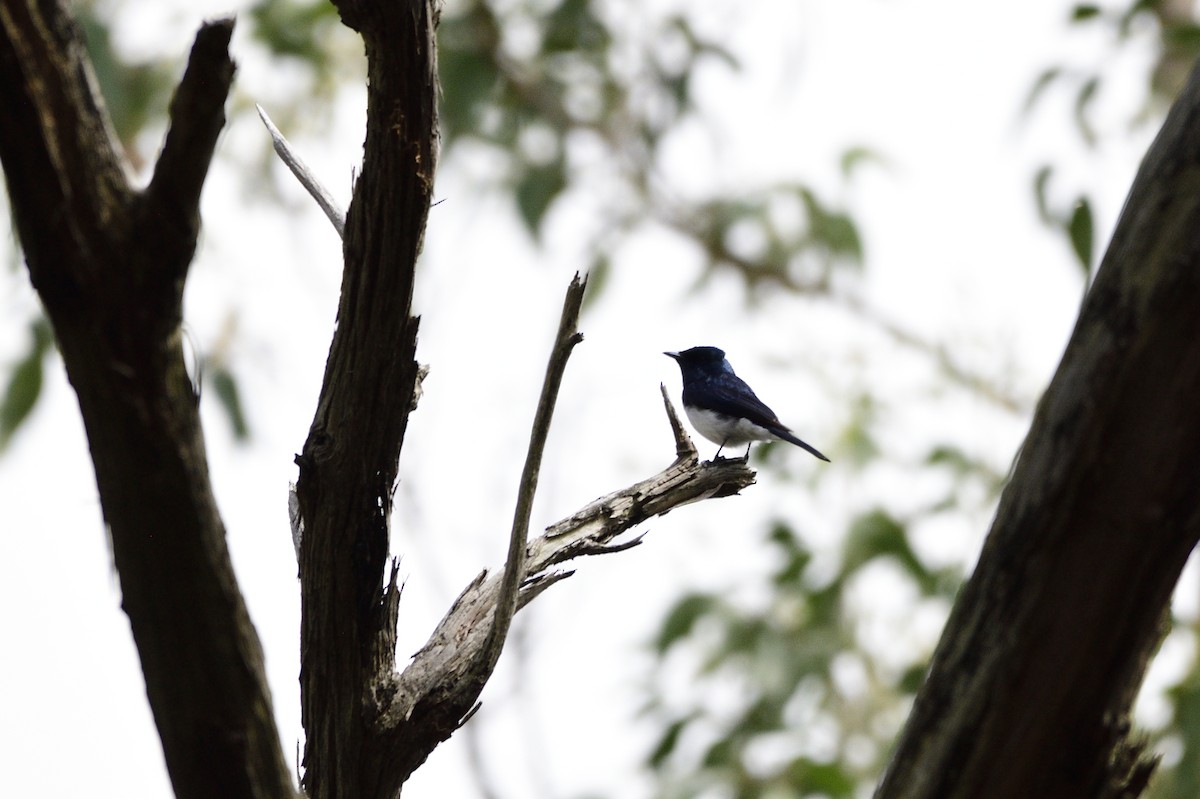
[{"left": 665, "top": 346, "right": 829, "bottom": 462}]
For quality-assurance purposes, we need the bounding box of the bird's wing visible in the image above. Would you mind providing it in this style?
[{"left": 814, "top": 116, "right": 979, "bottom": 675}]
[{"left": 696, "top": 376, "right": 787, "bottom": 431}]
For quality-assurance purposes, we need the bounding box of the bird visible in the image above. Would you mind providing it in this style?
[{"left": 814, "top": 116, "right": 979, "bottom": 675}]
[{"left": 665, "top": 346, "right": 829, "bottom": 462}]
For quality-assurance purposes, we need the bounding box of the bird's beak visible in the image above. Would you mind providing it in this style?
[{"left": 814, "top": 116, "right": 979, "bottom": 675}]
[{"left": 664, "top": 351, "right": 679, "bottom": 360}]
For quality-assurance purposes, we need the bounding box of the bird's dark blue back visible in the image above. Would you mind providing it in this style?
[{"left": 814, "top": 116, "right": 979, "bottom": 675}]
[
  {"left": 673, "top": 347, "right": 785, "bottom": 429},
  {"left": 666, "top": 345, "right": 830, "bottom": 462}
]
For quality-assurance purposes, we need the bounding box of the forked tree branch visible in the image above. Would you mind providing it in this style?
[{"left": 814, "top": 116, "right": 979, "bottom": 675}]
[
  {"left": 290, "top": 1, "right": 762, "bottom": 796},
  {"left": 364, "top": 376, "right": 756, "bottom": 788}
]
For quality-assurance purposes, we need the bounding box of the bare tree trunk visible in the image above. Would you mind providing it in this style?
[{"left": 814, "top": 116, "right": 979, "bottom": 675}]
[
  {"left": 290, "top": 0, "right": 436, "bottom": 795},
  {"left": 1, "top": 2, "right": 764, "bottom": 797},
  {"left": 875, "top": 61, "right": 1200, "bottom": 799},
  {"left": 0, "top": 5, "right": 293, "bottom": 799}
]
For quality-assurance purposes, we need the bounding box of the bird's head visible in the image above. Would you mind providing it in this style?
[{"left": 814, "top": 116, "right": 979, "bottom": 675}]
[{"left": 665, "top": 346, "right": 730, "bottom": 378}]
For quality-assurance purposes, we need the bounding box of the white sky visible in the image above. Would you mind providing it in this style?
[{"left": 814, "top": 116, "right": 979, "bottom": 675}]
[{"left": 0, "top": 1, "right": 1189, "bottom": 797}]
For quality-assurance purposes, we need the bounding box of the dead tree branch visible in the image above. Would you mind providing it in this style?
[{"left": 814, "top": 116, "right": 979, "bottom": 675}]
[
  {"left": 366, "top": 388, "right": 756, "bottom": 788},
  {"left": 256, "top": 103, "right": 346, "bottom": 237},
  {"left": 486, "top": 273, "right": 587, "bottom": 671}
]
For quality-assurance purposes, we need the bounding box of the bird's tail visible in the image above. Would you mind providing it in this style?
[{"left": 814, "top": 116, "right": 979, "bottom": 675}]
[{"left": 776, "top": 428, "right": 830, "bottom": 462}]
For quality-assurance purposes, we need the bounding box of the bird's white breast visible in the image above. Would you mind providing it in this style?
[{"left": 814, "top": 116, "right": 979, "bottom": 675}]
[{"left": 685, "top": 406, "right": 777, "bottom": 446}]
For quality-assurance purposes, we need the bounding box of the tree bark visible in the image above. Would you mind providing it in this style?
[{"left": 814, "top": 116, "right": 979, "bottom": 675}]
[
  {"left": 292, "top": 0, "right": 437, "bottom": 796},
  {"left": 0, "top": 2, "right": 771, "bottom": 797},
  {"left": 0, "top": 5, "right": 294, "bottom": 799},
  {"left": 875, "top": 61, "right": 1200, "bottom": 799}
]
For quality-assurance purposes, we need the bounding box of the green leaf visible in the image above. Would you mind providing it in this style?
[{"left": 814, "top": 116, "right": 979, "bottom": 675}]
[
  {"left": 926, "top": 444, "right": 971, "bottom": 471},
  {"left": 1164, "top": 22, "right": 1200, "bottom": 50},
  {"left": 844, "top": 510, "right": 905, "bottom": 571},
  {"left": 839, "top": 145, "right": 882, "bottom": 179},
  {"left": 1032, "top": 165, "right": 1055, "bottom": 224},
  {"left": 1161, "top": 672, "right": 1200, "bottom": 797},
  {"left": 701, "top": 737, "right": 735, "bottom": 768},
  {"left": 843, "top": 510, "right": 940, "bottom": 593},
  {"left": 785, "top": 756, "right": 856, "bottom": 796},
  {"left": 926, "top": 444, "right": 998, "bottom": 483},
  {"left": 1068, "top": 197, "right": 1094, "bottom": 275},
  {"left": 834, "top": 391, "right": 879, "bottom": 466},
  {"left": 515, "top": 159, "right": 567, "bottom": 237},
  {"left": 653, "top": 593, "right": 715, "bottom": 653},
  {"left": 1117, "top": 0, "right": 1158, "bottom": 37},
  {"left": 671, "top": 16, "right": 740, "bottom": 71},
  {"left": 739, "top": 697, "right": 784, "bottom": 733},
  {"left": 76, "top": 9, "right": 174, "bottom": 156},
  {"left": 1073, "top": 75, "right": 1100, "bottom": 147},
  {"left": 647, "top": 716, "right": 691, "bottom": 767},
  {"left": 544, "top": 0, "right": 609, "bottom": 53},
  {"left": 820, "top": 210, "right": 864, "bottom": 261},
  {"left": 1022, "top": 68, "right": 1062, "bottom": 118},
  {"left": 768, "top": 521, "right": 812, "bottom": 587},
  {"left": 581, "top": 254, "right": 610, "bottom": 311},
  {"left": 438, "top": 13, "right": 502, "bottom": 143},
  {"left": 899, "top": 663, "right": 928, "bottom": 694},
  {"left": 0, "top": 320, "right": 53, "bottom": 453},
  {"left": 249, "top": 0, "right": 340, "bottom": 61},
  {"left": 209, "top": 365, "right": 251, "bottom": 441},
  {"left": 1070, "top": 4, "right": 1102, "bottom": 22},
  {"left": 798, "top": 188, "right": 863, "bottom": 264}
]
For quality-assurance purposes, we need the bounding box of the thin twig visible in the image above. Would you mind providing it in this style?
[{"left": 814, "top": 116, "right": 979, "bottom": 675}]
[
  {"left": 483, "top": 272, "right": 588, "bottom": 668},
  {"left": 255, "top": 103, "right": 346, "bottom": 238}
]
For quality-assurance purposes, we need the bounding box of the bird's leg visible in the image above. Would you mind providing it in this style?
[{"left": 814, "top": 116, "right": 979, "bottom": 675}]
[
  {"left": 743, "top": 443, "right": 752, "bottom": 461},
  {"left": 714, "top": 440, "right": 727, "bottom": 460}
]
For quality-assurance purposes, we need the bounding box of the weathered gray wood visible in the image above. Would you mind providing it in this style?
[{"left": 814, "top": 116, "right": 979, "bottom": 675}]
[
  {"left": 256, "top": 103, "right": 346, "bottom": 237},
  {"left": 875, "top": 60, "right": 1200, "bottom": 799},
  {"left": 367, "top": 388, "right": 757, "bottom": 787}
]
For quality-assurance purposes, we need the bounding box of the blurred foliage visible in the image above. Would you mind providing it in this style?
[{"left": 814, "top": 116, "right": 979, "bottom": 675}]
[
  {"left": 5, "top": 1, "right": 1200, "bottom": 797},
  {"left": 636, "top": 2, "right": 1200, "bottom": 796},
  {"left": 642, "top": 515, "right": 959, "bottom": 799},
  {"left": 432, "top": 0, "right": 866, "bottom": 289},
  {"left": 1027, "top": 1, "right": 1200, "bottom": 285},
  {"left": 208, "top": 365, "right": 251, "bottom": 441},
  {"left": 1030, "top": 2, "right": 1200, "bottom": 139},
  {"left": 639, "top": 429, "right": 1006, "bottom": 799},
  {"left": 198, "top": 314, "right": 252, "bottom": 443},
  {"left": 1152, "top": 629, "right": 1200, "bottom": 799},
  {"left": 0, "top": 319, "right": 52, "bottom": 453},
  {"left": 247, "top": 0, "right": 345, "bottom": 92},
  {"left": 75, "top": 2, "right": 176, "bottom": 171},
  {"left": 1033, "top": 166, "right": 1095, "bottom": 280},
  {"left": 2, "top": 0, "right": 865, "bottom": 448}
]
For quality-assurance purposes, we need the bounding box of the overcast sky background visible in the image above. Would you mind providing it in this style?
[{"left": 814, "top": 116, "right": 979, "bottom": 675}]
[{"left": 1, "top": 1, "right": 1191, "bottom": 797}]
